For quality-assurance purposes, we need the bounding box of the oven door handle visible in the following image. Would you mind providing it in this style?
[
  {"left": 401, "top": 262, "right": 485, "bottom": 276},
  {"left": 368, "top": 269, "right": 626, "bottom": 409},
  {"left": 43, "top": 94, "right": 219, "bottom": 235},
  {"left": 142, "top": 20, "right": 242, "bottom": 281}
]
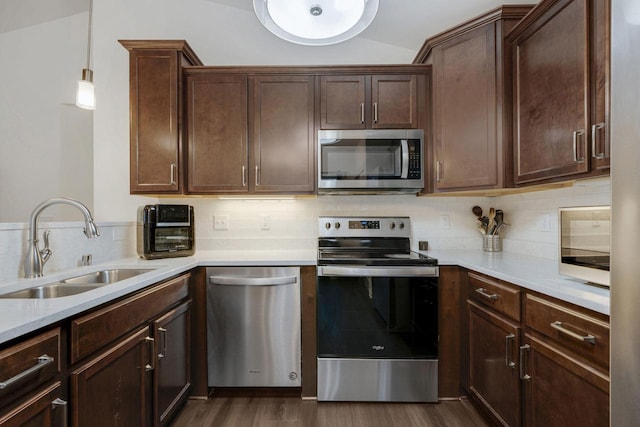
[
  {"left": 401, "top": 139, "right": 409, "bottom": 179},
  {"left": 318, "top": 265, "right": 438, "bottom": 277}
]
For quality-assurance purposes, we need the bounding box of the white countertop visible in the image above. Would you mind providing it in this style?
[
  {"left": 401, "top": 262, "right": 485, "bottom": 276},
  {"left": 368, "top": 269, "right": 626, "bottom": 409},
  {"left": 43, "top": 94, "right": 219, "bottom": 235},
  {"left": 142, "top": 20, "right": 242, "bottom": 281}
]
[
  {"left": 421, "top": 249, "right": 610, "bottom": 316},
  {"left": 0, "top": 248, "right": 609, "bottom": 346}
]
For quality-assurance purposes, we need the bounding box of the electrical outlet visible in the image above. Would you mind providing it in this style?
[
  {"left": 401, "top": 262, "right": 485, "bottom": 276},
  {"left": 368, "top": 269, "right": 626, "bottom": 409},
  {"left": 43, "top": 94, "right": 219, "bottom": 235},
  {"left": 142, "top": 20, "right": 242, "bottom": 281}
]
[
  {"left": 112, "top": 228, "right": 127, "bottom": 241},
  {"left": 261, "top": 215, "right": 271, "bottom": 230},
  {"left": 214, "top": 215, "right": 229, "bottom": 230},
  {"left": 540, "top": 213, "right": 551, "bottom": 232},
  {"left": 439, "top": 214, "right": 450, "bottom": 230}
]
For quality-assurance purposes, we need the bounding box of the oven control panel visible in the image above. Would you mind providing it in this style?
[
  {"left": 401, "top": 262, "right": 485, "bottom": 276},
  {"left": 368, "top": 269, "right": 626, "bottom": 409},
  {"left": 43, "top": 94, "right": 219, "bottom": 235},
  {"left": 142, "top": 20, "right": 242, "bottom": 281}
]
[{"left": 319, "top": 217, "right": 410, "bottom": 238}]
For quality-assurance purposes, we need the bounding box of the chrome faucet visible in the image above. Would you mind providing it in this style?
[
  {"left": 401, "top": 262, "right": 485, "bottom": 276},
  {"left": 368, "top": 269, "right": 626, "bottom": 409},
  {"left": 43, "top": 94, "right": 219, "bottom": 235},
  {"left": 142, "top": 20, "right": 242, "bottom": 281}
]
[{"left": 24, "top": 197, "right": 100, "bottom": 278}]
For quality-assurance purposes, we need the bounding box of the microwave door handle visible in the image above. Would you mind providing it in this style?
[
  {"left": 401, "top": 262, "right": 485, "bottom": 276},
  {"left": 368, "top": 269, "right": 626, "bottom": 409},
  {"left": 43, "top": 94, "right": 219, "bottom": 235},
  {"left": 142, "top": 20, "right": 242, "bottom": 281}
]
[{"left": 401, "top": 139, "right": 409, "bottom": 179}]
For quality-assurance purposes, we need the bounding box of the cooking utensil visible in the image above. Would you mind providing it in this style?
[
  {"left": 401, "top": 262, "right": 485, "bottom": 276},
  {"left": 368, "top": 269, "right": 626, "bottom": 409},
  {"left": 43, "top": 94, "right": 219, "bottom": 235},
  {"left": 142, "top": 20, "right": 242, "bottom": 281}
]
[
  {"left": 472, "top": 206, "right": 483, "bottom": 218},
  {"left": 495, "top": 210, "right": 504, "bottom": 228},
  {"left": 487, "top": 207, "right": 496, "bottom": 234}
]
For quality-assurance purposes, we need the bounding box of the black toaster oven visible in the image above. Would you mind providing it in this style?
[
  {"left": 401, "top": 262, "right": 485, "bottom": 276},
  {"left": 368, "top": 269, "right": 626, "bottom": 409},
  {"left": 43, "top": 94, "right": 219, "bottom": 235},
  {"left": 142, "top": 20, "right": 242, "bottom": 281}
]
[{"left": 137, "top": 204, "right": 195, "bottom": 259}]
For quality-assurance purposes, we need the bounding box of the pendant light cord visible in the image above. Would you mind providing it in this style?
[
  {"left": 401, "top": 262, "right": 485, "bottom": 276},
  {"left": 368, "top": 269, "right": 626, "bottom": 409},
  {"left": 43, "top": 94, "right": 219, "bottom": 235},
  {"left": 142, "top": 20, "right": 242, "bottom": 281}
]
[{"left": 86, "top": 0, "right": 93, "bottom": 69}]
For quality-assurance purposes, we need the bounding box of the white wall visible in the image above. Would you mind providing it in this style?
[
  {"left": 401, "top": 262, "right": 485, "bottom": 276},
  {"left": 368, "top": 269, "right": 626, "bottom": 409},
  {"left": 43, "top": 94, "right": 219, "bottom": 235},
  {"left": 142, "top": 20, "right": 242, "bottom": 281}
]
[{"left": 0, "top": 13, "right": 93, "bottom": 222}]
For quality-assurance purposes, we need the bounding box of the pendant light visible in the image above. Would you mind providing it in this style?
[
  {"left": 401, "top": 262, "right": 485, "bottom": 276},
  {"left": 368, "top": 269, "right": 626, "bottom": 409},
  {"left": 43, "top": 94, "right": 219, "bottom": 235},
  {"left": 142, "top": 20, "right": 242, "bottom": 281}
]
[
  {"left": 76, "top": 0, "right": 95, "bottom": 110},
  {"left": 253, "top": 0, "right": 379, "bottom": 46}
]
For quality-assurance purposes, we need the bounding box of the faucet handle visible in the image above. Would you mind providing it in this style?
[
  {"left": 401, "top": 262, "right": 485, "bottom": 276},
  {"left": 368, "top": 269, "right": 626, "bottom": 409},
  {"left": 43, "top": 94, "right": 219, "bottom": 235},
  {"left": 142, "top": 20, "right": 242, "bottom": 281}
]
[{"left": 40, "top": 230, "right": 52, "bottom": 264}]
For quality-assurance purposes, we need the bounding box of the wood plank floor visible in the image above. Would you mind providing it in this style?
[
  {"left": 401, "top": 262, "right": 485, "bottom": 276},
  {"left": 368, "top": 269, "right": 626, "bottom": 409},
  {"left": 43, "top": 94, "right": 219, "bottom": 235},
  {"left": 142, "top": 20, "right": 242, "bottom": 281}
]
[{"left": 171, "top": 397, "right": 490, "bottom": 427}]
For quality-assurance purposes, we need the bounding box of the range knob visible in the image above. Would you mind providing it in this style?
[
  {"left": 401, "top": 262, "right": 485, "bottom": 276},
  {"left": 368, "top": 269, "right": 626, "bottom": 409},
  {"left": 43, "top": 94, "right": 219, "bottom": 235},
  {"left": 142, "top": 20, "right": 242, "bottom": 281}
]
[
  {"left": 389, "top": 222, "right": 396, "bottom": 230},
  {"left": 325, "top": 222, "right": 331, "bottom": 230},
  {"left": 399, "top": 222, "right": 405, "bottom": 229},
  {"left": 334, "top": 222, "right": 341, "bottom": 229}
]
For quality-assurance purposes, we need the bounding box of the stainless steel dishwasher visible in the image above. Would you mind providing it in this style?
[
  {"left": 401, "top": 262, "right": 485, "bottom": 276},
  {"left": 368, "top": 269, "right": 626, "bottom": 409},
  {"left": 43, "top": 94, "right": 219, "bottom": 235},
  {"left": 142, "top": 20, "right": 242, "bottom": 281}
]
[{"left": 206, "top": 266, "right": 301, "bottom": 387}]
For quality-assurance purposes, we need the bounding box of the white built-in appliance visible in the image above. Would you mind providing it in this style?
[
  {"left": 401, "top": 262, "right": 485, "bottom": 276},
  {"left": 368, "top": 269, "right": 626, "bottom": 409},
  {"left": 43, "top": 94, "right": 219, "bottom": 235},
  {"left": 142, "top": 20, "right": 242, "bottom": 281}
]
[{"left": 559, "top": 206, "right": 610, "bottom": 287}]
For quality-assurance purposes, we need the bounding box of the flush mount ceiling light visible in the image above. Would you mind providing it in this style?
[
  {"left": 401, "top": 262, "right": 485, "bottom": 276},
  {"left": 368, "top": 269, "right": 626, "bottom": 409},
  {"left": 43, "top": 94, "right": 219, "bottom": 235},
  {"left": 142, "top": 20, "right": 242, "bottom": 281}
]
[{"left": 253, "top": 0, "right": 379, "bottom": 46}]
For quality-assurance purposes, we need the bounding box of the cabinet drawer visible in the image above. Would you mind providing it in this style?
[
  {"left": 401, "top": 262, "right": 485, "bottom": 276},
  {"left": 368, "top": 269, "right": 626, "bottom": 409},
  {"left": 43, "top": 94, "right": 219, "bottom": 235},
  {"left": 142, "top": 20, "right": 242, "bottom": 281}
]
[
  {"left": 71, "top": 273, "right": 190, "bottom": 364},
  {"left": 525, "top": 293, "right": 609, "bottom": 368},
  {"left": 0, "top": 328, "right": 60, "bottom": 407},
  {"left": 467, "top": 272, "right": 521, "bottom": 321}
]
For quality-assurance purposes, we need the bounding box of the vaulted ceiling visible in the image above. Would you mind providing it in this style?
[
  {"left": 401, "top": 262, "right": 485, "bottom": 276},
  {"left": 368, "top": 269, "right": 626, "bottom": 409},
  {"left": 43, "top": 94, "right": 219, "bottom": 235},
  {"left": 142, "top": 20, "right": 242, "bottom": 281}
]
[{"left": 1, "top": 0, "right": 536, "bottom": 51}]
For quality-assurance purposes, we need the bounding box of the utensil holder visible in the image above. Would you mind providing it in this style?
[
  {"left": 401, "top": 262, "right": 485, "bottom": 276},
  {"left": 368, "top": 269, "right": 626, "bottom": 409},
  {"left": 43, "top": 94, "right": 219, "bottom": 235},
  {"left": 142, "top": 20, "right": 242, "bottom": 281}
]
[{"left": 483, "top": 235, "right": 502, "bottom": 252}]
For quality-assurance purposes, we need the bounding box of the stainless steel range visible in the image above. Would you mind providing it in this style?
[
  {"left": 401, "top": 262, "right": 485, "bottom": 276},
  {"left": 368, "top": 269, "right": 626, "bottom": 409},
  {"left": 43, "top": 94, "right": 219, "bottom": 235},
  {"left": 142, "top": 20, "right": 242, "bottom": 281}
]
[{"left": 316, "top": 216, "right": 439, "bottom": 402}]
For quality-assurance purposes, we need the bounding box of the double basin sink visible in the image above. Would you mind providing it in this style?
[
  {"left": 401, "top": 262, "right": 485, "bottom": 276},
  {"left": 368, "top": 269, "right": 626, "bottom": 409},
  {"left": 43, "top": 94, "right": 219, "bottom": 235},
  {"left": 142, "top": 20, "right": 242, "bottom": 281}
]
[{"left": 0, "top": 268, "right": 154, "bottom": 299}]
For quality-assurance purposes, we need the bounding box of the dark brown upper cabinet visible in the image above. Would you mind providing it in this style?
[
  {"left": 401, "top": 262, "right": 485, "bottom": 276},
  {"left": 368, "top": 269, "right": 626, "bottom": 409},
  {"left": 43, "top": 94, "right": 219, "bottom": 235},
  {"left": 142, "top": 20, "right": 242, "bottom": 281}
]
[
  {"left": 507, "top": 0, "right": 610, "bottom": 185},
  {"left": 185, "top": 70, "right": 315, "bottom": 194},
  {"left": 185, "top": 74, "right": 249, "bottom": 194},
  {"left": 414, "top": 6, "right": 532, "bottom": 193},
  {"left": 320, "top": 73, "right": 420, "bottom": 129},
  {"left": 120, "top": 40, "right": 203, "bottom": 194},
  {"left": 251, "top": 75, "right": 316, "bottom": 194}
]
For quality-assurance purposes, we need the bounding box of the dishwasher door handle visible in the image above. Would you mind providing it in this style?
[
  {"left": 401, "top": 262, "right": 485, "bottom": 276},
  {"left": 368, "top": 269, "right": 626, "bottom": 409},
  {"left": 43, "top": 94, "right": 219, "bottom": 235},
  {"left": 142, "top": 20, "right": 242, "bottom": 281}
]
[{"left": 209, "top": 275, "right": 298, "bottom": 286}]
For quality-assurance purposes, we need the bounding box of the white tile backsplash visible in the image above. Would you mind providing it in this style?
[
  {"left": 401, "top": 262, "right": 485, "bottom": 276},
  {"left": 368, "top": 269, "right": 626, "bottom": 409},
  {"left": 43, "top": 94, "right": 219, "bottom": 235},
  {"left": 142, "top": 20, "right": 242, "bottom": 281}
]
[
  {"left": 0, "top": 222, "right": 136, "bottom": 283},
  {"left": 0, "top": 177, "right": 610, "bottom": 282}
]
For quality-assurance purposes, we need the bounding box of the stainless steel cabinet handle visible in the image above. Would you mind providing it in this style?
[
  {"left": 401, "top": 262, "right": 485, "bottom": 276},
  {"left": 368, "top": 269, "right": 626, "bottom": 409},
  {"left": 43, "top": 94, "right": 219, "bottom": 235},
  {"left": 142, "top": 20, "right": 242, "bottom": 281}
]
[
  {"left": 255, "top": 165, "right": 260, "bottom": 186},
  {"left": 505, "top": 334, "right": 516, "bottom": 368},
  {"left": 360, "top": 103, "right": 365, "bottom": 124},
  {"left": 572, "top": 130, "right": 585, "bottom": 163},
  {"left": 373, "top": 102, "right": 379, "bottom": 123},
  {"left": 158, "top": 327, "right": 167, "bottom": 359},
  {"left": 0, "top": 354, "right": 54, "bottom": 391},
  {"left": 550, "top": 321, "right": 596, "bottom": 344},
  {"left": 436, "top": 161, "right": 442, "bottom": 183},
  {"left": 519, "top": 344, "right": 531, "bottom": 380},
  {"left": 170, "top": 163, "right": 177, "bottom": 185},
  {"left": 51, "top": 398, "right": 68, "bottom": 427},
  {"left": 144, "top": 336, "right": 155, "bottom": 371},
  {"left": 475, "top": 287, "right": 498, "bottom": 300},
  {"left": 591, "top": 122, "right": 606, "bottom": 159},
  {"left": 209, "top": 275, "right": 298, "bottom": 286},
  {"left": 242, "top": 165, "right": 247, "bottom": 187}
]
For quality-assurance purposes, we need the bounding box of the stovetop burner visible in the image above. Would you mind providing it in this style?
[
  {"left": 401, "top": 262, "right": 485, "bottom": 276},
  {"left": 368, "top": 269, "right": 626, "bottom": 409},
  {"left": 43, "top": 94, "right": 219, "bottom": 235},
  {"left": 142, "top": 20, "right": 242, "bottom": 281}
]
[
  {"left": 317, "top": 216, "right": 438, "bottom": 267},
  {"left": 318, "top": 248, "right": 437, "bottom": 266}
]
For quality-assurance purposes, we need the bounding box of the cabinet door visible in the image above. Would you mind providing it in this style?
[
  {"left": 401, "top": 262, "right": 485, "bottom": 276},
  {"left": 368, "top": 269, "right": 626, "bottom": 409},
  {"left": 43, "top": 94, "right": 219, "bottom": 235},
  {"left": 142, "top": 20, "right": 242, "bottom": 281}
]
[
  {"left": 589, "top": 0, "right": 610, "bottom": 171},
  {"left": 129, "top": 49, "right": 182, "bottom": 193},
  {"left": 513, "top": 0, "right": 589, "bottom": 184},
  {"left": 70, "top": 327, "right": 152, "bottom": 427},
  {"left": 468, "top": 301, "right": 522, "bottom": 427},
  {"left": 433, "top": 24, "right": 498, "bottom": 190},
  {"left": 371, "top": 74, "right": 418, "bottom": 129},
  {"left": 0, "top": 382, "right": 66, "bottom": 427},
  {"left": 320, "top": 75, "right": 367, "bottom": 129},
  {"left": 186, "top": 74, "right": 249, "bottom": 193},
  {"left": 154, "top": 301, "right": 191, "bottom": 427},
  {"left": 251, "top": 75, "right": 315, "bottom": 193},
  {"left": 522, "top": 335, "right": 609, "bottom": 427}
]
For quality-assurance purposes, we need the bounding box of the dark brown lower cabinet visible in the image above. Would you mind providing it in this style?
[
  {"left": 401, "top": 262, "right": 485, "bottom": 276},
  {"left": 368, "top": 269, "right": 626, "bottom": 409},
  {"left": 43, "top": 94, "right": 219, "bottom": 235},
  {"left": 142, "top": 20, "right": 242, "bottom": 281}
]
[
  {"left": 521, "top": 335, "right": 609, "bottom": 427},
  {"left": 0, "top": 382, "right": 66, "bottom": 426},
  {"left": 468, "top": 300, "right": 522, "bottom": 427},
  {"left": 154, "top": 301, "right": 191, "bottom": 426},
  {"left": 70, "top": 327, "right": 151, "bottom": 427}
]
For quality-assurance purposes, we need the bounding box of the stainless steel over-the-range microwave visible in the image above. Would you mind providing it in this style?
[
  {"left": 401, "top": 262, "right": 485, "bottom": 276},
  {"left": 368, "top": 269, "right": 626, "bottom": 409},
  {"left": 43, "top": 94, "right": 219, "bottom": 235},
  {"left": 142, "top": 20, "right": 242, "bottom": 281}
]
[
  {"left": 559, "top": 206, "right": 610, "bottom": 287},
  {"left": 318, "top": 129, "right": 424, "bottom": 194}
]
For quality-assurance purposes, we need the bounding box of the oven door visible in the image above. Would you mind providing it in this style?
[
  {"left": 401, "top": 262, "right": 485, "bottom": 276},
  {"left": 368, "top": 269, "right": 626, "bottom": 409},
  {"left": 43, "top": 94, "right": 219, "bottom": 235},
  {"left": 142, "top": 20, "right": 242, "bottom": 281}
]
[
  {"left": 317, "top": 267, "right": 437, "bottom": 359},
  {"left": 316, "top": 265, "right": 438, "bottom": 402},
  {"left": 318, "top": 129, "right": 423, "bottom": 192}
]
